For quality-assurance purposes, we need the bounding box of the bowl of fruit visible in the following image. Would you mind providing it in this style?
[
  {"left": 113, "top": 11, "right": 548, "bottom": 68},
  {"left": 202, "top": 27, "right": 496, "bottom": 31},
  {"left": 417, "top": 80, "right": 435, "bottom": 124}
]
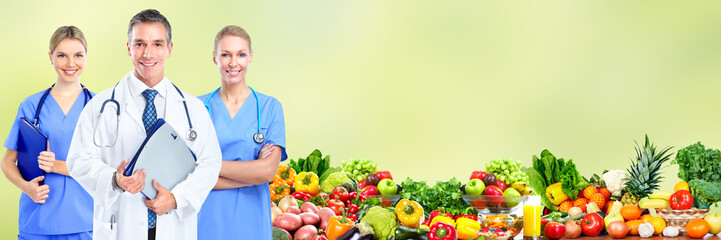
[{"left": 464, "top": 159, "right": 534, "bottom": 214}]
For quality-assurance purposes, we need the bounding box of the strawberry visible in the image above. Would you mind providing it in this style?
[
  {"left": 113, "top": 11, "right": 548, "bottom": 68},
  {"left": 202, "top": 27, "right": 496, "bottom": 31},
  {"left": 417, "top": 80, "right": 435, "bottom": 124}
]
[
  {"left": 599, "top": 188, "right": 611, "bottom": 201},
  {"left": 573, "top": 198, "right": 589, "bottom": 212},
  {"left": 590, "top": 192, "right": 606, "bottom": 209},
  {"left": 582, "top": 186, "right": 598, "bottom": 200},
  {"left": 559, "top": 200, "right": 574, "bottom": 213}
]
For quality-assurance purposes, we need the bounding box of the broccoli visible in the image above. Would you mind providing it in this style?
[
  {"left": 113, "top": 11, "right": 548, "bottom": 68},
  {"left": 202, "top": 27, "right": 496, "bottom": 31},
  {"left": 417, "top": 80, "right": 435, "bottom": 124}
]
[
  {"left": 360, "top": 206, "right": 398, "bottom": 240},
  {"left": 689, "top": 179, "right": 721, "bottom": 208}
]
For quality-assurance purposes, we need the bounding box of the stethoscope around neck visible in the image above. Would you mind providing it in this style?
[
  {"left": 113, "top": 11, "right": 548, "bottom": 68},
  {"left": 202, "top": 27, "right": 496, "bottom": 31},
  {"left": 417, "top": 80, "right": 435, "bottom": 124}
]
[
  {"left": 33, "top": 83, "right": 93, "bottom": 128},
  {"left": 93, "top": 82, "right": 197, "bottom": 147},
  {"left": 203, "top": 86, "right": 264, "bottom": 144}
]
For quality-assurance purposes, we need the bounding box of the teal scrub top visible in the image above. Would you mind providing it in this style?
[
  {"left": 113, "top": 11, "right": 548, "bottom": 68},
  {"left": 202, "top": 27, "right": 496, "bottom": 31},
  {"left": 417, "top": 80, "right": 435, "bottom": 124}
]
[
  {"left": 197, "top": 89, "right": 287, "bottom": 240},
  {"left": 4, "top": 89, "right": 94, "bottom": 235}
]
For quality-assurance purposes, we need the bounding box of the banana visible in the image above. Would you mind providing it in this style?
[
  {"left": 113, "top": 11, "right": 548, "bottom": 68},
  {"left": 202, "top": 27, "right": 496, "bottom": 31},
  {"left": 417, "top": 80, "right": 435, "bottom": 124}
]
[
  {"left": 638, "top": 197, "right": 670, "bottom": 209},
  {"left": 521, "top": 187, "right": 533, "bottom": 196},
  {"left": 649, "top": 191, "right": 673, "bottom": 201},
  {"left": 511, "top": 182, "right": 527, "bottom": 191}
]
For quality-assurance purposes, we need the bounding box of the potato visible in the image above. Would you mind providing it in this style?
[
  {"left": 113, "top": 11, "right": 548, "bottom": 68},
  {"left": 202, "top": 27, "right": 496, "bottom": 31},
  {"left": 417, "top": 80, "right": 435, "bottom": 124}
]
[
  {"left": 301, "top": 202, "right": 319, "bottom": 214},
  {"left": 285, "top": 206, "right": 302, "bottom": 214},
  {"left": 317, "top": 207, "right": 336, "bottom": 230},
  {"left": 271, "top": 206, "right": 283, "bottom": 222},
  {"left": 273, "top": 213, "right": 303, "bottom": 231},
  {"left": 294, "top": 225, "right": 318, "bottom": 240},
  {"left": 299, "top": 212, "right": 320, "bottom": 226}
]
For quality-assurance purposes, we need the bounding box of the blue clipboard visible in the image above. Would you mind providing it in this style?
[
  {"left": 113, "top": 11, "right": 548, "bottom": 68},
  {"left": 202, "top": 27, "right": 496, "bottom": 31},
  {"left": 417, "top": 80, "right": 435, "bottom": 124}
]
[
  {"left": 17, "top": 117, "right": 47, "bottom": 184},
  {"left": 123, "top": 119, "right": 197, "bottom": 199}
]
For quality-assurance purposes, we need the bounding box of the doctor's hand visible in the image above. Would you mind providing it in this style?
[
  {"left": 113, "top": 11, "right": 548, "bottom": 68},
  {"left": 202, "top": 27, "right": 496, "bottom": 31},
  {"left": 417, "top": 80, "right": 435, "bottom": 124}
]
[
  {"left": 37, "top": 151, "right": 56, "bottom": 173},
  {"left": 22, "top": 176, "right": 49, "bottom": 204},
  {"left": 144, "top": 180, "right": 177, "bottom": 215},
  {"left": 115, "top": 159, "right": 146, "bottom": 194},
  {"left": 258, "top": 143, "right": 275, "bottom": 159}
]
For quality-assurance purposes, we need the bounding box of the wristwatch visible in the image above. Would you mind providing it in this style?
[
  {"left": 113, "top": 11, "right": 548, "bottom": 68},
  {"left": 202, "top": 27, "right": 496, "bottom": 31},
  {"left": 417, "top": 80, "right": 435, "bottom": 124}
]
[{"left": 111, "top": 171, "right": 123, "bottom": 192}]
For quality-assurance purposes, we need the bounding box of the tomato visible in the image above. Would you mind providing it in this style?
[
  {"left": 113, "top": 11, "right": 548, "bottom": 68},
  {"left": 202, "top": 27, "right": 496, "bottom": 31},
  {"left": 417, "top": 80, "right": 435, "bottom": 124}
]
[
  {"left": 581, "top": 212, "right": 604, "bottom": 236},
  {"left": 331, "top": 186, "right": 350, "bottom": 202},
  {"left": 545, "top": 222, "right": 566, "bottom": 240},
  {"left": 669, "top": 190, "right": 693, "bottom": 210},
  {"left": 327, "top": 199, "right": 345, "bottom": 215},
  {"left": 686, "top": 219, "right": 710, "bottom": 239}
]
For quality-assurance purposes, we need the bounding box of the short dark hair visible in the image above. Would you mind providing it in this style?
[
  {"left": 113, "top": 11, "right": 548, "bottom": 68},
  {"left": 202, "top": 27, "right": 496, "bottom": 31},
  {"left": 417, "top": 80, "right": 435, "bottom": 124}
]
[{"left": 127, "top": 9, "right": 172, "bottom": 44}]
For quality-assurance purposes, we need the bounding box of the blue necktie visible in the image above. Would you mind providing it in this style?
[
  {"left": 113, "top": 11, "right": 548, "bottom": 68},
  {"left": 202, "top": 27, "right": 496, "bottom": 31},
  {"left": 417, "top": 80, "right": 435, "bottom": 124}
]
[{"left": 142, "top": 89, "right": 158, "bottom": 228}]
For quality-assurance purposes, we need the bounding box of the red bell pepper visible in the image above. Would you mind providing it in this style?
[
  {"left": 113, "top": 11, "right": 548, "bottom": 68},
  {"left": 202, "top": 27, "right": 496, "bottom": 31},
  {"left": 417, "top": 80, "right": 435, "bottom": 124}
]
[
  {"left": 429, "top": 210, "right": 453, "bottom": 223},
  {"left": 670, "top": 190, "right": 693, "bottom": 210},
  {"left": 292, "top": 191, "right": 311, "bottom": 201},
  {"left": 470, "top": 170, "right": 487, "bottom": 180},
  {"left": 454, "top": 215, "right": 478, "bottom": 221},
  {"left": 327, "top": 199, "right": 345, "bottom": 215},
  {"left": 429, "top": 222, "right": 457, "bottom": 240},
  {"left": 374, "top": 171, "right": 393, "bottom": 180}
]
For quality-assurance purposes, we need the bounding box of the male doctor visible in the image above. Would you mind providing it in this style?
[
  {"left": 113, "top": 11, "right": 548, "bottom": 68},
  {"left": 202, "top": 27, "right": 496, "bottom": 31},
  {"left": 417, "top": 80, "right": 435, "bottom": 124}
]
[{"left": 67, "top": 9, "right": 221, "bottom": 240}]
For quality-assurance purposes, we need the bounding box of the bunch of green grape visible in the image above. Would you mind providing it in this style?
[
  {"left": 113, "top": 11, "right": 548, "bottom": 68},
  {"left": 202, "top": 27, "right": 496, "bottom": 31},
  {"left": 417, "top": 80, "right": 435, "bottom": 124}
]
[
  {"left": 485, "top": 158, "right": 528, "bottom": 184},
  {"left": 341, "top": 158, "right": 378, "bottom": 182}
]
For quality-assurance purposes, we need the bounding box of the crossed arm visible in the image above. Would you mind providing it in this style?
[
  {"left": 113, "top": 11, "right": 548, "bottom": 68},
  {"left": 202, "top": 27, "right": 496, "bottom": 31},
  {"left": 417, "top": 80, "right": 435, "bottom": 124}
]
[{"left": 214, "top": 143, "right": 282, "bottom": 190}]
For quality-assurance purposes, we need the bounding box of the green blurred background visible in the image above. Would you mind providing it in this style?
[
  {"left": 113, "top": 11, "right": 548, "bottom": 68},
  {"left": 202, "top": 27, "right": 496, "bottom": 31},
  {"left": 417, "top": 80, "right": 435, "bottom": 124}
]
[{"left": 2, "top": 0, "right": 721, "bottom": 236}]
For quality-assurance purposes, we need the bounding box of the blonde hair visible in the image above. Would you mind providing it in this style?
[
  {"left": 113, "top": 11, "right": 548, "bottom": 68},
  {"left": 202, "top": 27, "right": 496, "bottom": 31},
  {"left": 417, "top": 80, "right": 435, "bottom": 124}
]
[
  {"left": 49, "top": 26, "right": 87, "bottom": 53},
  {"left": 214, "top": 25, "right": 251, "bottom": 53}
]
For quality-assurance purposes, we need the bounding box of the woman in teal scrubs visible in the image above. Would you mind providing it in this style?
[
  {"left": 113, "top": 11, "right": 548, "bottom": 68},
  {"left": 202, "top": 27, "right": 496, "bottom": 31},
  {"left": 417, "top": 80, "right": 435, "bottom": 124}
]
[
  {"left": 197, "top": 25, "right": 287, "bottom": 240},
  {"left": 1, "top": 26, "right": 94, "bottom": 240}
]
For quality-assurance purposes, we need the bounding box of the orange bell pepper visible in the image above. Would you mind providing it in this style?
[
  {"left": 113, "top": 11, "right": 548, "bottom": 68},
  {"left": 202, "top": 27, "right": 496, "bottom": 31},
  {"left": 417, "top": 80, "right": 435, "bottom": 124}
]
[
  {"left": 269, "top": 181, "right": 290, "bottom": 201},
  {"left": 275, "top": 165, "right": 296, "bottom": 186},
  {"left": 325, "top": 215, "right": 354, "bottom": 240}
]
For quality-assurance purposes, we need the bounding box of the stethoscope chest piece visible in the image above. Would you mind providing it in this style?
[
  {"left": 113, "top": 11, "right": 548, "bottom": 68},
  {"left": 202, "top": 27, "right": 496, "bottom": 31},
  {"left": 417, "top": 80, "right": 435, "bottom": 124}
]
[
  {"left": 187, "top": 129, "right": 197, "bottom": 141},
  {"left": 253, "top": 132, "right": 264, "bottom": 144}
]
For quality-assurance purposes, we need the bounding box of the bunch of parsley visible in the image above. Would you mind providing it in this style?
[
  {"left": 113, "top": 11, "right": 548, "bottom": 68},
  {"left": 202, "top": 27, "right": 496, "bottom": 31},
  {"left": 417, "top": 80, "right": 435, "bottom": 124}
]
[{"left": 400, "top": 177, "right": 476, "bottom": 217}]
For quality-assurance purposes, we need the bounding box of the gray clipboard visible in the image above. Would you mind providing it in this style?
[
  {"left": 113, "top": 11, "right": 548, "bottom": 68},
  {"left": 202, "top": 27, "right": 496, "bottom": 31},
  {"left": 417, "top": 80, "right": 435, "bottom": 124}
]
[{"left": 125, "top": 119, "right": 196, "bottom": 199}]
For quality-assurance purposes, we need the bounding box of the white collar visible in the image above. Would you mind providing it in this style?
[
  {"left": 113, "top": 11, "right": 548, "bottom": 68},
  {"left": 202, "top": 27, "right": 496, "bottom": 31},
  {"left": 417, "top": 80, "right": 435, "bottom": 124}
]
[{"left": 126, "top": 71, "right": 170, "bottom": 99}]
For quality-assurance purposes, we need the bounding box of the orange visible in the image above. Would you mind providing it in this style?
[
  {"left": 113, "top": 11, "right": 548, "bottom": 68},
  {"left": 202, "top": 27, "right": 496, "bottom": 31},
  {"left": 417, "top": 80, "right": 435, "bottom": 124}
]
[
  {"left": 686, "top": 219, "right": 710, "bottom": 238},
  {"left": 621, "top": 205, "right": 642, "bottom": 221},
  {"left": 675, "top": 181, "right": 690, "bottom": 192},
  {"left": 640, "top": 214, "right": 653, "bottom": 223},
  {"left": 626, "top": 220, "right": 643, "bottom": 236},
  {"left": 648, "top": 216, "right": 666, "bottom": 235}
]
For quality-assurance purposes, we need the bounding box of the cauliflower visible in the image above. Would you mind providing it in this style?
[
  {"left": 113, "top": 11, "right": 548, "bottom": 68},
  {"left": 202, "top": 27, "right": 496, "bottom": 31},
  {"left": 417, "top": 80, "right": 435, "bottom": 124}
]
[
  {"left": 320, "top": 172, "right": 353, "bottom": 193},
  {"left": 602, "top": 170, "right": 628, "bottom": 196},
  {"left": 360, "top": 206, "right": 398, "bottom": 240}
]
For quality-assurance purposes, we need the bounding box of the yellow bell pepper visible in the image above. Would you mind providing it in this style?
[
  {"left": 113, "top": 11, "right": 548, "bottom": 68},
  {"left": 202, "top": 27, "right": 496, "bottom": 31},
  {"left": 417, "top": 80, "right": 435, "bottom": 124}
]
[
  {"left": 430, "top": 215, "right": 455, "bottom": 227},
  {"left": 546, "top": 182, "right": 569, "bottom": 205},
  {"left": 395, "top": 199, "right": 424, "bottom": 228},
  {"left": 294, "top": 172, "right": 319, "bottom": 195},
  {"left": 456, "top": 217, "right": 481, "bottom": 240}
]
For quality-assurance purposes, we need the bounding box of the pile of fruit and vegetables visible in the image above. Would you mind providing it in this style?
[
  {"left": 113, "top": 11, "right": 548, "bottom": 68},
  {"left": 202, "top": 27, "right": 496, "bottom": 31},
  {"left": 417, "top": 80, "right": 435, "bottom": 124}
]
[{"left": 271, "top": 136, "right": 721, "bottom": 240}]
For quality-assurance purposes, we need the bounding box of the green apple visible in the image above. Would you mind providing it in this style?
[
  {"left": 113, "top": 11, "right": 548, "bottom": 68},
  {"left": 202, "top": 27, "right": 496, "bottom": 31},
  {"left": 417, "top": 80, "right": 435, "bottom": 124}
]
[
  {"left": 377, "top": 179, "right": 398, "bottom": 195},
  {"left": 705, "top": 213, "right": 721, "bottom": 235},
  {"left": 503, "top": 187, "right": 521, "bottom": 207},
  {"left": 466, "top": 179, "right": 486, "bottom": 195}
]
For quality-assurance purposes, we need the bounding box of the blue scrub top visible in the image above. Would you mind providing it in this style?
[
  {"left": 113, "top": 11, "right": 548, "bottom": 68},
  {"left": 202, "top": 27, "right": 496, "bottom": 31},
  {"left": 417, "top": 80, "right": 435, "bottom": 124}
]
[
  {"left": 197, "top": 89, "right": 287, "bottom": 240},
  {"left": 4, "top": 89, "right": 95, "bottom": 235}
]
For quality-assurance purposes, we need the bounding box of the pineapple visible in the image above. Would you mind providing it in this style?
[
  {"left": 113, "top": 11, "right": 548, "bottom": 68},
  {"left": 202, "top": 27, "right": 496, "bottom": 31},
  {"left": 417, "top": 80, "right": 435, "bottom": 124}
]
[{"left": 620, "top": 135, "right": 673, "bottom": 206}]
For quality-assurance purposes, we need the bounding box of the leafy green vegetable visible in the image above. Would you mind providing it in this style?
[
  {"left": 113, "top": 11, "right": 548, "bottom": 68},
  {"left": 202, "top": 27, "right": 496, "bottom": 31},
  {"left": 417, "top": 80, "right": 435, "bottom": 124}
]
[
  {"left": 522, "top": 166, "right": 557, "bottom": 211},
  {"left": 559, "top": 160, "right": 590, "bottom": 200},
  {"left": 288, "top": 149, "right": 331, "bottom": 177},
  {"left": 399, "top": 177, "right": 477, "bottom": 216},
  {"left": 319, "top": 166, "right": 342, "bottom": 183},
  {"left": 672, "top": 142, "right": 721, "bottom": 183},
  {"left": 689, "top": 179, "right": 721, "bottom": 208}
]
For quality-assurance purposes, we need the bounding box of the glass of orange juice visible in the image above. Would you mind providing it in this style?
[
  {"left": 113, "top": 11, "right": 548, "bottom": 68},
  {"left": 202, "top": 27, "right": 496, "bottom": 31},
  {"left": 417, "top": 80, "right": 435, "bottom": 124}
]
[{"left": 523, "top": 196, "right": 542, "bottom": 240}]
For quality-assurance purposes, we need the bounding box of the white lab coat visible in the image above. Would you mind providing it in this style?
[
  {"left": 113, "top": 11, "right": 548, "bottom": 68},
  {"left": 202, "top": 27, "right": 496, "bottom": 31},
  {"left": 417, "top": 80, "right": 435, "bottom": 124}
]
[{"left": 67, "top": 72, "right": 222, "bottom": 240}]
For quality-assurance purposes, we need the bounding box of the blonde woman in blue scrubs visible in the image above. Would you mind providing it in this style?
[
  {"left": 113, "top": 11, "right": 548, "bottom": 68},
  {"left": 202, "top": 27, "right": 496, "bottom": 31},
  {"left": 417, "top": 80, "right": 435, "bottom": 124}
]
[
  {"left": 1, "top": 26, "right": 94, "bottom": 240},
  {"left": 197, "top": 25, "right": 287, "bottom": 239}
]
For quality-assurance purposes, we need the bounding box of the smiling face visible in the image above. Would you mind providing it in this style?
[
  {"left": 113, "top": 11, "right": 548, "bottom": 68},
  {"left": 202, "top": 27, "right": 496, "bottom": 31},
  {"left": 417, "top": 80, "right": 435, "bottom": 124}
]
[
  {"left": 127, "top": 22, "right": 172, "bottom": 85},
  {"left": 49, "top": 38, "right": 86, "bottom": 83},
  {"left": 213, "top": 36, "right": 252, "bottom": 85}
]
